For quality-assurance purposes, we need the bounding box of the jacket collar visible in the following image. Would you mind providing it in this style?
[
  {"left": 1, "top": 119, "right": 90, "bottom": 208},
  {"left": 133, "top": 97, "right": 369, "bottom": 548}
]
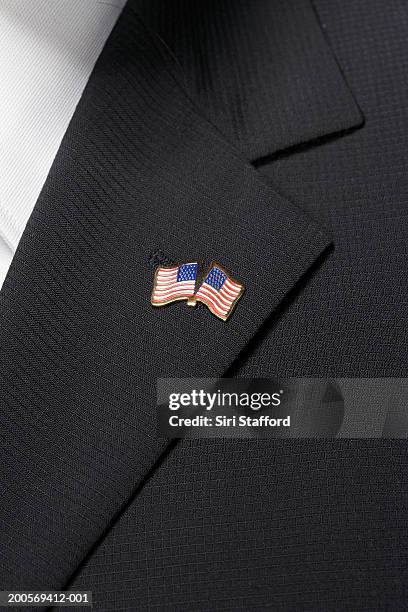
[
  {"left": 0, "top": 1, "right": 338, "bottom": 591},
  {"left": 134, "top": 0, "right": 363, "bottom": 161}
]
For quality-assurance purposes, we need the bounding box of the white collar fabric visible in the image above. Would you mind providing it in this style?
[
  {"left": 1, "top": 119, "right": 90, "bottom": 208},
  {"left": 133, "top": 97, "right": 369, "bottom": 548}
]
[{"left": 0, "top": 0, "right": 126, "bottom": 285}]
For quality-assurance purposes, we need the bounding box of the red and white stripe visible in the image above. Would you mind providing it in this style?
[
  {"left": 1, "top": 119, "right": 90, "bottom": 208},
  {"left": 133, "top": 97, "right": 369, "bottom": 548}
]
[
  {"left": 151, "top": 265, "right": 196, "bottom": 305},
  {"left": 195, "top": 277, "right": 243, "bottom": 320}
]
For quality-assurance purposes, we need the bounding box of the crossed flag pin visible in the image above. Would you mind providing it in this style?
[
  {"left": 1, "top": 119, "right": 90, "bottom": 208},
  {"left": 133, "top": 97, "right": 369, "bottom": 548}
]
[{"left": 151, "top": 262, "right": 244, "bottom": 321}]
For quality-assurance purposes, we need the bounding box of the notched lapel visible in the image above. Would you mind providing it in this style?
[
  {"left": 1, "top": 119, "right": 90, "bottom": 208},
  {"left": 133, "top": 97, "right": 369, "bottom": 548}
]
[{"left": 0, "top": 2, "right": 332, "bottom": 595}]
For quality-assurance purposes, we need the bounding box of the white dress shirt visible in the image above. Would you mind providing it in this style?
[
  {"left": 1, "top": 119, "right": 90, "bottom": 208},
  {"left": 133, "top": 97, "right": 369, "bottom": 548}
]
[{"left": 0, "top": 0, "right": 126, "bottom": 288}]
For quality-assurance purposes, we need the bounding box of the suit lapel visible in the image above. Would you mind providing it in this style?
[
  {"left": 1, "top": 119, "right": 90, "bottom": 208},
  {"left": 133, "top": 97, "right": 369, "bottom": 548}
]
[{"left": 0, "top": 2, "right": 331, "bottom": 590}]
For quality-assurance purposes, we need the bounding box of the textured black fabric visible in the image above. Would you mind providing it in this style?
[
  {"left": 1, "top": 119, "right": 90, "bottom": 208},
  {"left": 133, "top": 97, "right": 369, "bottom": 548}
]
[
  {"left": 135, "top": 0, "right": 363, "bottom": 161},
  {"left": 1, "top": 0, "right": 407, "bottom": 610},
  {"left": 72, "top": 439, "right": 407, "bottom": 612},
  {"left": 0, "top": 0, "right": 329, "bottom": 596}
]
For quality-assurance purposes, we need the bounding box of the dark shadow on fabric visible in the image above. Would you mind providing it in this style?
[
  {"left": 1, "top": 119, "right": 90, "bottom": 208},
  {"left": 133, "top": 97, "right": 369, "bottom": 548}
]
[
  {"left": 226, "top": 243, "right": 334, "bottom": 376},
  {"left": 253, "top": 124, "right": 364, "bottom": 168}
]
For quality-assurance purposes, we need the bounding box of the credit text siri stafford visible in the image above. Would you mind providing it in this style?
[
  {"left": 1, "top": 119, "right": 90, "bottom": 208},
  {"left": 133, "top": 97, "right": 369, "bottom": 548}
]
[{"left": 168, "top": 415, "right": 291, "bottom": 427}]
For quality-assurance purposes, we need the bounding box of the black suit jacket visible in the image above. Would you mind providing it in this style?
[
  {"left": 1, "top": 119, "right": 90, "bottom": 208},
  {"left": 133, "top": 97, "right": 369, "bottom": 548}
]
[{"left": 0, "top": 1, "right": 407, "bottom": 610}]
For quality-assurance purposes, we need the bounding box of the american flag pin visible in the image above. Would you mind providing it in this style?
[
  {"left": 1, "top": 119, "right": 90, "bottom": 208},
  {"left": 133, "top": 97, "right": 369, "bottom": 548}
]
[
  {"left": 151, "top": 261, "right": 244, "bottom": 321},
  {"left": 151, "top": 262, "right": 198, "bottom": 307}
]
